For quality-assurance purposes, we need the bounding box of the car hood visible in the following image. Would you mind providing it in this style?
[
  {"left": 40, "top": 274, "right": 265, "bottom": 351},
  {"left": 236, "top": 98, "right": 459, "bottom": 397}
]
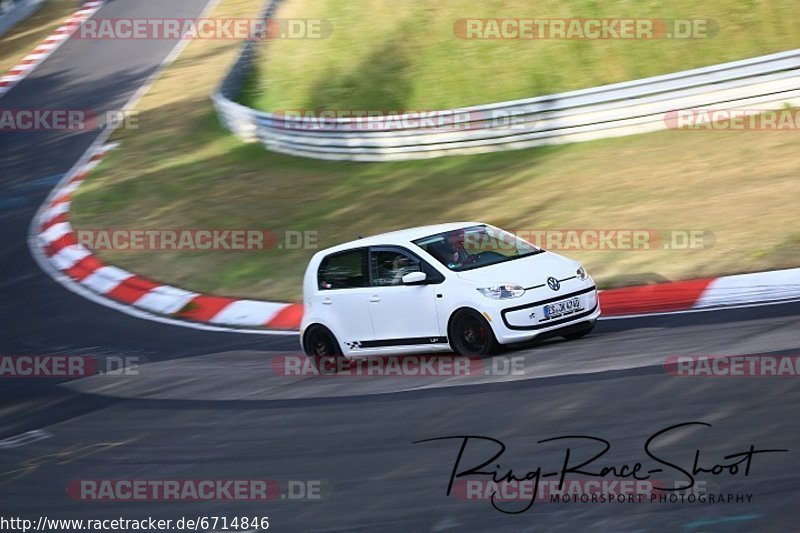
[{"left": 456, "top": 252, "right": 580, "bottom": 288}]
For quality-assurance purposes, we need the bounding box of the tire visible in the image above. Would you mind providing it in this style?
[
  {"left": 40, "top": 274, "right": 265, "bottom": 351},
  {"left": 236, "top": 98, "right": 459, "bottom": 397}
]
[
  {"left": 303, "top": 325, "right": 344, "bottom": 373},
  {"left": 449, "top": 309, "right": 499, "bottom": 356},
  {"left": 303, "top": 325, "right": 342, "bottom": 357},
  {"left": 561, "top": 322, "right": 595, "bottom": 341}
]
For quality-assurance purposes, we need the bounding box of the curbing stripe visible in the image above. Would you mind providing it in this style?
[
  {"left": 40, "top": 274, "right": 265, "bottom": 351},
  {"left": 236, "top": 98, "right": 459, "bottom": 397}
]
[
  {"left": 80, "top": 265, "right": 133, "bottom": 294},
  {"left": 33, "top": 145, "right": 800, "bottom": 332},
  {"left": 265, "top": 303, "right": 305, "bottom": 329},
  {"left": 41, "top": 201, "right": 70, "bottom": 224},
  {"left": 106, "top": 276, "right": 160, "bottom": 305},
  {"left": 133, "top": 286, "right": 197, "bottom": 315},
  {"left": 39, "top": 220, "right": 71, "bottom": 242},
  {"left": 44, "top": 232, "right": 77, "bottom": 256},
  {"left": 0, "top": 1, "right": 105, "bottom": 99},
  {"left": 695, "top": 269, "right": 800, "bottom": 308},
  {"left": 34, "top": 143, "right": 301, "bottom": 330},
  {"left": 208, "top": 299, "right": 287, "bottom": 327},
  {"left": 599, "top": 278, "right": 716, "bottom": 316},
  {"left": 178, "top": 295, "right": 239, "bottom": 322},
  {"left": 65, "top": 255, "right": 105, "bottom": 281},
  {"left": 51, "top": 244, "right": 91, "bottom": 270},
  {"left": 41, "top": 213, "right": 69, "bottom": 231}
]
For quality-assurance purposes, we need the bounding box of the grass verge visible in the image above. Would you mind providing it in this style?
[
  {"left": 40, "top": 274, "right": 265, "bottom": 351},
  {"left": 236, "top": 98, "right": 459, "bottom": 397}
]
[
  {"left": 71, "top": 0, "right": 800, "bottom": 303},
  {"left": 242, "top": 0, "right": 800, "bottom": 111}
]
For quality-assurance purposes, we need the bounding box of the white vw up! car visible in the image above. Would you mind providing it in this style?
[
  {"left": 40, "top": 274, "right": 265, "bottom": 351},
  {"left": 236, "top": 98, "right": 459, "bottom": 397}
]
[{"left": 300, "top": 222, "right": 600, "bottom": 357}]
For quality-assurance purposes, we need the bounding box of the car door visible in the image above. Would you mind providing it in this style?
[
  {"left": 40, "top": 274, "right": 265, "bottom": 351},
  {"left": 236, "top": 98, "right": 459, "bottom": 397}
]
[
  {"left": 365, "top": 246, "right": 445, "bottom": 350},
  {"left": 316, "top": 248, "right": 375, "bottom": 352}
]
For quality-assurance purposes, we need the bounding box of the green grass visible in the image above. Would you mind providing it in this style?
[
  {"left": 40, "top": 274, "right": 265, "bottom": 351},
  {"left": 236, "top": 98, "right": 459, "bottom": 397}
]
[
  {"left": 241, "top": 0, "right": 800, "bottom": 111},
  {"left": 70, "top": 0, "right": 800, "bottom": 302}
]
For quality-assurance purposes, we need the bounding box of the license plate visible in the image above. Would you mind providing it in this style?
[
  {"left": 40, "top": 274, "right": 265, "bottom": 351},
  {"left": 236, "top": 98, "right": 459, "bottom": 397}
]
[{"left": 543, "top": 297, "right": 583, "bottom": 319}]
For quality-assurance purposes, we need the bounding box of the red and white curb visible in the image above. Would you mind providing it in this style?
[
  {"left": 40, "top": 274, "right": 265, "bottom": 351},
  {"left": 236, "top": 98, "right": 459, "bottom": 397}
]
[
  {"left": 33, "top": 145, "right": 800, "bottom": 332},
  {"left": 0, "top": 0, "right": 104, "bottom": 99},
  {"left": 35, "top": 143, "right": 303, "bottom": 331},
  {"left": 600, "top": 269, "right": 800, "bottom": 317}
]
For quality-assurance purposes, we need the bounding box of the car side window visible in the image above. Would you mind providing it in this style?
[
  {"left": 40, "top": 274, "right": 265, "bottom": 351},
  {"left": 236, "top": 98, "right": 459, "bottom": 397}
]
[
  {"left": 370, "top": 250, "right": 422, "bottom": 286},
  {"left": 318, "top": 249, "right": 368, "bottom": 290}
]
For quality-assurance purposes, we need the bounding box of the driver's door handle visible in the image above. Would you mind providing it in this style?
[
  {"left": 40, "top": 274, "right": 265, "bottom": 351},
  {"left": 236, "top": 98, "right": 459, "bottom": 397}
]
[
  {"left": 321, "top": 297, "right": 333, "bottom": 305},
  {"left": 369, "top": 295, "right": 381, "bottom": 303}
]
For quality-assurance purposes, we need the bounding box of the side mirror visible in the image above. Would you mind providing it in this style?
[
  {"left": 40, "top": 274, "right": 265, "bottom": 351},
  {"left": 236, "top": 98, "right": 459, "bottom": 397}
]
[{"left": 401, "top": 271, "right": 427, "bottom": 285}]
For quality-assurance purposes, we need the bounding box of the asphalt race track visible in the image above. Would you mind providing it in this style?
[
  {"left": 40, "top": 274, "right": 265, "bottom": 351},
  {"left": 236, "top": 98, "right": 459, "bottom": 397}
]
[{"left": 1, "top": 1, "right": 799, "bottom": 531}]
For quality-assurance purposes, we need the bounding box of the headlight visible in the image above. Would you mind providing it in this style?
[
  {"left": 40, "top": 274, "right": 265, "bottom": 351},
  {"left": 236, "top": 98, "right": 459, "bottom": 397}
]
[
  {"left": 576, "top": 266, "right": 589, "bottom": 280},
  {"left": 477, "top": 284, "right": 525, "bottom": 299}
]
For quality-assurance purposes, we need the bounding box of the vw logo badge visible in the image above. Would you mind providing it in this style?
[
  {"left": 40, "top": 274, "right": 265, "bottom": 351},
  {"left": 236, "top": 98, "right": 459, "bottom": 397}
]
[{"left": 547, "top": 277, "right": 560, "bottom": 291}]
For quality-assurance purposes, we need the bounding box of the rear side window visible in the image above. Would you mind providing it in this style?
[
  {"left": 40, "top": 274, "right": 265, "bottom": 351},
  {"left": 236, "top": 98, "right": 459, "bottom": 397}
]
[{"left": 318, "top": 249, "right": 368, "bottom": 290}]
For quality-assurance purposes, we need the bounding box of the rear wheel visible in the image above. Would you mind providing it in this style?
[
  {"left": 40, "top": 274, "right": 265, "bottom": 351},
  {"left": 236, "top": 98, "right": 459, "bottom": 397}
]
[
  {"left": 449, "top": 309, "right": 499, "bottom": 356},
  {"left": 303, "top": 325, "right": 343, "bottom": 371},
  {"left": 303, "top": 325, "right": 342, "bottom": 356},
  {"left": 562, "top": 322, "right": 595, "bottom": 341}
]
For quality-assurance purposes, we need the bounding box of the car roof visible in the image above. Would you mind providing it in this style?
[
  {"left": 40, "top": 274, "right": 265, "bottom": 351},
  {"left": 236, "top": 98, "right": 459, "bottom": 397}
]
[{"left": 318, "top": 222, "right": 485, "bottom": 255}]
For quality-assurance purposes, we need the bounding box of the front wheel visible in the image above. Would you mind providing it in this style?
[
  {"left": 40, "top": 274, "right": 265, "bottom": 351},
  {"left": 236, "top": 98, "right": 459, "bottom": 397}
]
[{"left": 449, "top": 309, "right": 499, "bottom": 356}]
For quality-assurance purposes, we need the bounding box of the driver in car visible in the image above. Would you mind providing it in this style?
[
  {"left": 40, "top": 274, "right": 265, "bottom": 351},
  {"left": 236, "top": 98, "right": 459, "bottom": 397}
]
[{"left": 447, "top": 229, "right": 478, "bottom": 267}]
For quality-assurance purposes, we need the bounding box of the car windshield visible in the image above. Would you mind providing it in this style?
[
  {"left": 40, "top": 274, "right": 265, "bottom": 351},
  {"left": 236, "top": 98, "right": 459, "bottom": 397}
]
[{"left": 412, "top": 225, "right": 542, "bottom": 271}]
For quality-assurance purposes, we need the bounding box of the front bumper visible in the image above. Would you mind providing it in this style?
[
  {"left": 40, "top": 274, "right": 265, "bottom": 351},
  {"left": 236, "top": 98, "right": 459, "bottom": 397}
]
[{"left": 486, "top": 285, "right": 601, "bottom": 344}]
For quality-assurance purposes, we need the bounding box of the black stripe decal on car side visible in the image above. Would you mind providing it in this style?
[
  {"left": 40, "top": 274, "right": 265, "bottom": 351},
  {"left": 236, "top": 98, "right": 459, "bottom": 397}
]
[{"left": 358, "top": 337, "right": 449, "bottom": 349}]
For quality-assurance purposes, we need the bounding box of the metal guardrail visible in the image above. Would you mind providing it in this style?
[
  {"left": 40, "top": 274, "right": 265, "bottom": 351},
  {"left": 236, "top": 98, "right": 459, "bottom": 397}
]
[
  {"left": 0, "top": 0, "right": 45, "bottom": 38},
  {"left": 212, "top": 13, "right": 800, "bottom": 162}
]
